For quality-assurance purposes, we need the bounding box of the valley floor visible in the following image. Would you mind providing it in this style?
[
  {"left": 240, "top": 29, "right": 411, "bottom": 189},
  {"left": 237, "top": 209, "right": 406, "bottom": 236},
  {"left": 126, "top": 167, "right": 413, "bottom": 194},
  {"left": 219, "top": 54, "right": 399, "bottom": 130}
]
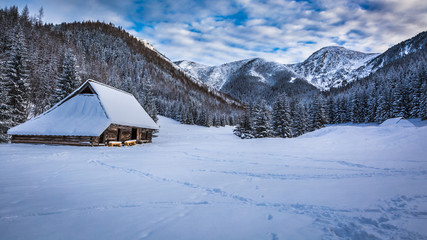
[{"left": 1, "top": 117, "right": 427, "bottom": 239}]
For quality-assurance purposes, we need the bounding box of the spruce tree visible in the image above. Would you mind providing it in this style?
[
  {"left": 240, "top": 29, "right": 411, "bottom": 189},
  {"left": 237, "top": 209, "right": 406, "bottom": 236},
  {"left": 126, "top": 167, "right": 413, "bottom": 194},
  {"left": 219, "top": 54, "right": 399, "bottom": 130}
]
[
  {"left": 0, "top": 70, "right": 10, "bottom": 142},
  {"left": 234, "top": 104, "right": 254, "bottom": 139},
  {"left": 409, "top": 72, "right": 423, "bottom": 118},
  {"left": 392, "top": 80, "right": 410, "bottom": 118},
  {"left": 299, "top": 105, "right": 309, "bottom": 135},
  {"left": 253, "top": 100, "right": 272, "bottom": 138},
  {"left": 292, "top": 103, "right": 309, "bottom": 137},
  {"left": 272, "top": 95, "right": 292, "bottom": 138},
  {"left": 420, "top": 82, "right": 427, "bottom": 120},
  {"left": 272, "top": 98, "right": 283, "bottom": 136},
  {"left": 3, "top": 24, "right": 30, "bottom": 126},
  {"left": 54, "top": 49, "right": 80, "bottom": 103},
  {"left": 351, "top": 92, "right": 364, "bottom": 123},
  {"left": 142, "top": 78, "right": 158, "bottom": 123},
  {"left": 310, "top": 95, "right": 327, "bottom": 130}
]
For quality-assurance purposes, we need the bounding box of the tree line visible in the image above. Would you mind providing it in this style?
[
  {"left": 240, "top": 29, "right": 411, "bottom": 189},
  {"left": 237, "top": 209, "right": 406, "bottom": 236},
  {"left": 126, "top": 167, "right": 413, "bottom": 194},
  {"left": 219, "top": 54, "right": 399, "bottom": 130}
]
[{"left": 234, "top": 65, "right": 427, "bottom": 139}]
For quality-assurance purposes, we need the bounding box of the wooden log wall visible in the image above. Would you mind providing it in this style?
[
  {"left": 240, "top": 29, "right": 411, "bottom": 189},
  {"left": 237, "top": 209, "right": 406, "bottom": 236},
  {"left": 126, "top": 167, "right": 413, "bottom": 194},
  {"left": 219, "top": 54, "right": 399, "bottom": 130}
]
[
  {"left": 11, "top": 135, "right": 99, "bottom": 146},
  {"left": 103, "top": 124, "right": 154, "bottom": 144}
]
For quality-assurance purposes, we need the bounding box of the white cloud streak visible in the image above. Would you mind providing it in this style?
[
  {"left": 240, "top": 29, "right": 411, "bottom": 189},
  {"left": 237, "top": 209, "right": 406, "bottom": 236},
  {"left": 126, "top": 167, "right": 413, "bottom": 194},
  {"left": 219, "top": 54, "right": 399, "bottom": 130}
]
[{"left": 5, "top": 0, "right": 427, "bottom": 65}]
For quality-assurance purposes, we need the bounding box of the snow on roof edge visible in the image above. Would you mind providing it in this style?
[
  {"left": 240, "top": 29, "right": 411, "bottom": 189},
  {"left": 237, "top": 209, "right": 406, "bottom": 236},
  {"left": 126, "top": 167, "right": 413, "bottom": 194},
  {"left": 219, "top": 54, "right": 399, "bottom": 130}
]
[{"left": 87, "top": 79, "right": 134, "bottom": 96}]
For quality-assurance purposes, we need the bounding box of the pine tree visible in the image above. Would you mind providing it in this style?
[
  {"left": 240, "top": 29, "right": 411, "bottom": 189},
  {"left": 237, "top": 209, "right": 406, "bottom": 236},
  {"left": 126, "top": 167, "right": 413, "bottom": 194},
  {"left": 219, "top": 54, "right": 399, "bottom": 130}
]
[
  {"left": 291, "top": 103, "right": 309, "bottom": 137},
  {"left": 272, "top": 98, "right": 282, "bottom": 135},
  {"left": 54, "top": 48, "right": 81, "bottom": 103},
  {"left": 392, "top": 80, "right": 410, "bottom": 118},
  {"left": 409, "top": 72, "right": 423, "bottom": 118},
  {"left": 3, "top": 24, "right": 30, "bottom": 126},
  {"left": 272, "top": 95, "right": 292, "bottom": 138},
  {"left": 334, "top": 97, "right": 348, "bottom": 123},
  {"left": 326, "top": 97, "right": 334, "bottom": 124},
  {"left": 37, "top": 7, "right": 44, "bottom": 26},
  {"left": 220, "top": 115, "right": 226, "bottom": 127},
  {"left": 310, "top": 95, "right": 327, "bottom": 130},
  {"left": 253, "top": 100, "right": 272, "bottom": 138},
  {"left": 351, "top": 92, "right": 364, "bottom": 123},
  {"left": 299, "top": 105, "right": 310, "bottom": 135},
  {"left": 196, "top": 110, "right": 207, "bottom": 126},
  {"left": 366, "top": 95, "right": 377, "bottom": 123},
  {"left": 142, "top": 78, "right": 158, "bottom": 123},
  {"left": 234, "top": 104, "right": 254, "bottom": 139},
  {"left": 0, "top": 69, "right": 10, "bottom": 142},
  {"left": 420, "top": 82, "right": 427, "bottom": 120}
]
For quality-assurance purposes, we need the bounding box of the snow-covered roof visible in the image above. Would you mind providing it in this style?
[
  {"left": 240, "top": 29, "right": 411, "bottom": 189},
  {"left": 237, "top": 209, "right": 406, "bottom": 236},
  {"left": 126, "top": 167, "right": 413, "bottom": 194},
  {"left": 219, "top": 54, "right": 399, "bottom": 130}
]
[
  {"left": 380, "top": 117, "right": 415, "bottom": 128},
  {"left": 8, "top": 80, "right": 159, "bottom": 136},
  {"left": 88, "top": 80, "right": 158, "bottom": 130}
]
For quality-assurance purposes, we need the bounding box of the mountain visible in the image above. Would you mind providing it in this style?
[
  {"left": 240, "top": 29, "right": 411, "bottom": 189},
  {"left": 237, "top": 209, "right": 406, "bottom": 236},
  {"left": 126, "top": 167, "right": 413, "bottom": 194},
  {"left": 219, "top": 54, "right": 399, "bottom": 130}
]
[
  {"left": 355, "top": 31, "right": 427, "bottom": 78},
  {"left": 175, "top": 58, "right": 317, "bottom": 103},
  {"left": 289, "top": 46, "right": 379, "bottom": 90},
  {"left": 176, "top": 47, "right": 380, "bottom": 94},
  {"left": 177, "top": 31, "right": 427, "bottom": 98}
]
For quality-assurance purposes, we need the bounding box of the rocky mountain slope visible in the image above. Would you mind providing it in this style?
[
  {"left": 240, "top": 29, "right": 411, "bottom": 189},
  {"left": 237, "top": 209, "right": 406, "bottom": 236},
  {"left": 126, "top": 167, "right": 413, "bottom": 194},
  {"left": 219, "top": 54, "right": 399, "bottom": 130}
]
[
  {"left": 355, "top": 31, "right": 427, "bottom": 78},
  {"left": 176, "top": 31, "right": 426, "bottom": 96},
  {"left": 175, "top": 58, "right": 317, "bottom": 103},
  {"left": 289, "top": 47, "right": 378, "bottom": 90}
]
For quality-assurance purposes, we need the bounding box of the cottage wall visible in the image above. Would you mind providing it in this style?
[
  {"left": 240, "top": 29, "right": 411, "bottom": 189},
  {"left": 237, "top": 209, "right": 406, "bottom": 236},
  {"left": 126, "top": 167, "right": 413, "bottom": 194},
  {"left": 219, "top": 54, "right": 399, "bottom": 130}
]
[
  {"left": 100, "top": 124, "right": 154, "bottom": 145},
  {"left": 11, "top": 135, "right": 99, "bottom": 146}
]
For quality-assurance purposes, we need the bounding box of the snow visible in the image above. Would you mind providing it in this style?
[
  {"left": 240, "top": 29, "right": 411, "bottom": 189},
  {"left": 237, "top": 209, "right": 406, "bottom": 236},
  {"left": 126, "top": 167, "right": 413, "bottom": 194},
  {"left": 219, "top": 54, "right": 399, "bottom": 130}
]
[
  {"left": 380, "top": 117, "right": 416, "bottom": 128},
  {"left": 89, "top": 81, "right": 159, "bottom": 130},
  {"left": 7, "top": 94, "right": 110, "bottom": 136},
  {"left": 136, "top": 37, "right": 156, "bottom": 52},
  {"left": 176, "top": 58, "right": 297, "bottom": 90},
  {"left": 290, "top": 46, "right": 380, "bottom": 90},
  {"left": 1, "top": 116, "right": 427, "bottom": 239}
]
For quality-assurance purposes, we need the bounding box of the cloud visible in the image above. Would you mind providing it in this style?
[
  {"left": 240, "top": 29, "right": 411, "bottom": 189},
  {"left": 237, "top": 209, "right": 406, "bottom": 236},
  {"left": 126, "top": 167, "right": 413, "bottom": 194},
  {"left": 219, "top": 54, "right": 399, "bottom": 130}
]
[
  {"left": 5, "top": 0, "right": 427, "bottom": 65},
  {"left": 9, "top": 0, "right": 135, "bottom": 28}
]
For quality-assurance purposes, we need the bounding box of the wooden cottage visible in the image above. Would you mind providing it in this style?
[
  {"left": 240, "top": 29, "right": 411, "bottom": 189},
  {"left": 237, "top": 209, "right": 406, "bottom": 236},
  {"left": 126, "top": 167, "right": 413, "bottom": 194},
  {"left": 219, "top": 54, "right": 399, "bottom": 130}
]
[{"left": 7, "top": 79, "right": 159, "bottom": 146}]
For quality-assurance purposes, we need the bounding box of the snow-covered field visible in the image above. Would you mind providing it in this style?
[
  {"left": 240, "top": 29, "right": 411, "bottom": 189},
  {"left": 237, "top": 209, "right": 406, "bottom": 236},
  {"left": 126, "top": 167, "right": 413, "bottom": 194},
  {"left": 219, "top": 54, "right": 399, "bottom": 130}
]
[{"left": 1, "top": 117, "right": 427, "bottom": 239}]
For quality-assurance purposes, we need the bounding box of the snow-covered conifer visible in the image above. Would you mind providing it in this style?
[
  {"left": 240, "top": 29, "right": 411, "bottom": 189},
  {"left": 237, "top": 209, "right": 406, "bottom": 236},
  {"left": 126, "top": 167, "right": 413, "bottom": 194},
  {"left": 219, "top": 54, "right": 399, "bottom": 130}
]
[
  {"left": 54, "top": 49, "right": 80, "bottom": 103},
  {"left": 310, "top": 95, "right": 327, "bottom": 130},
  {"left": 253, "top": 99, "right": 273, "bottom": 138},
  {"left": 3, "top": 24, "right": 30, "bottom": 126},
  {"left": 272, "top": 94, "right": 292, "bottom": 138}
]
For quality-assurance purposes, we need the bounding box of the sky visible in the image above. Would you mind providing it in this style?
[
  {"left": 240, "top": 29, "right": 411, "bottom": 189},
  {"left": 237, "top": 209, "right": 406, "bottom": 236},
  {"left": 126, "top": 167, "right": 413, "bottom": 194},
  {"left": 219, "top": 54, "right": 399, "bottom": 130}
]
[{"left": 6, "top": 0, "right": 427, "bottom": 66}]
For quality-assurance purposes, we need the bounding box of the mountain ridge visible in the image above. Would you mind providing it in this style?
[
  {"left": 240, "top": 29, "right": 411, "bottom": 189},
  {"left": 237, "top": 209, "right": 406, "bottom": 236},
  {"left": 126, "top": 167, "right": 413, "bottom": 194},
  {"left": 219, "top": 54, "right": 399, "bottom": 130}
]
[
  {"left": 175, "top": 31, "right": 426, "bottom": 96},
  {"left": 176, "top": 57, "right": 316, "bottom": 103}
]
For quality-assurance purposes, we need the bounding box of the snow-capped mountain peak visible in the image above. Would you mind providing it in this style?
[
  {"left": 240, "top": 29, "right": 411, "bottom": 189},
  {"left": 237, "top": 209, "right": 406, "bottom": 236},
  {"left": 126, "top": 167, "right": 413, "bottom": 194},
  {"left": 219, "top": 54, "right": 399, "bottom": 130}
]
[
  {"left": 289, "top": 46, "right": 379, "bottom": 90},
  {"left": 174, "top": 31, "right": 426, "bottom": 101},
  {"left": 175, "top": 58, "right": 299, "bottom": 91}
]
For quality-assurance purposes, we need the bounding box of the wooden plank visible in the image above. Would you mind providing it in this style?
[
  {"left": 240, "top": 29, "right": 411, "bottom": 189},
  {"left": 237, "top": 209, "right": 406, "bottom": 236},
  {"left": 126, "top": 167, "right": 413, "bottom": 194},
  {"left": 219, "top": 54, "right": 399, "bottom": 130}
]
[
  {"left": 12, "top": 139, "right": 94, "bottom": 146},
  {"left": 124, "top": 140, "right": 136, "bottom": 146},
  {"left": 108, "top": 141, "right": 122, "bottom": 147},
  {"left": 11, "top": 135, "right": 95, "bottom": 146}
]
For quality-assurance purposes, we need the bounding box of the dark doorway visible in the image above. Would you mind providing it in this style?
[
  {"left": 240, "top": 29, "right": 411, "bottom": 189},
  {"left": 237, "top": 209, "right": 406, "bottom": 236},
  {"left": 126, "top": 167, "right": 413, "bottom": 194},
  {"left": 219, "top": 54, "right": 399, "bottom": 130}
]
[
  {"left": 99, "top": 132, "right": 105, "bottom": 144},
  {"left": 117, "top": 128, "right": 121, "bottom": 141},
  {"left": 131, "top": 128, "right": 137, "bottom": 140}
]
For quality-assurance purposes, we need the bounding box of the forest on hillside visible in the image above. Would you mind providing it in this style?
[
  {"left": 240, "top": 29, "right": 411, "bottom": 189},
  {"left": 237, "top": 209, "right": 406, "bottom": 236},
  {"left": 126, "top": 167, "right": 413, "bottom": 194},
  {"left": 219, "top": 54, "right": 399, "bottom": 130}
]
[
  {"left": 0, "top": 6, "right": 243, "bottom": 141},
  {"left": 235, "top": 48, "right": 427, "bottom": 139}
]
